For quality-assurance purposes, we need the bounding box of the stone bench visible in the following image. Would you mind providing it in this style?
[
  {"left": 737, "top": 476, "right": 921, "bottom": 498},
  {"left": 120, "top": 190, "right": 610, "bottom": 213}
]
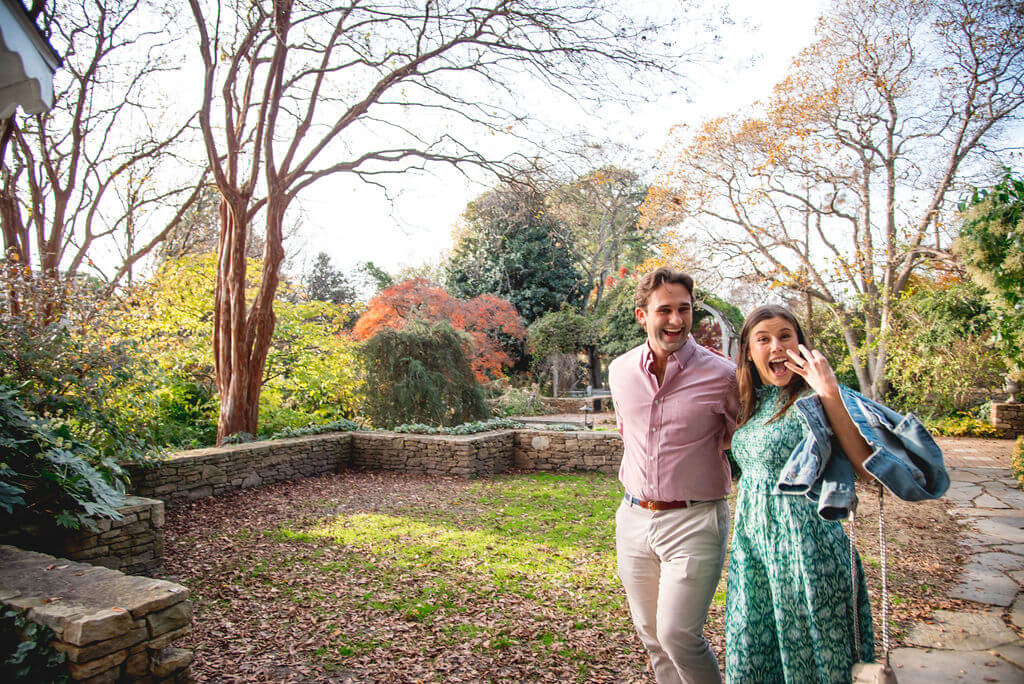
[{"left": 0, "top": 545, "right": 192, "bottom": 683}]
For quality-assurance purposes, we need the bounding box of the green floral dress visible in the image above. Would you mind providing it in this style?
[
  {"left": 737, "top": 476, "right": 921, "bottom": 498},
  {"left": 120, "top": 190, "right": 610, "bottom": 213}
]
[{"left": 725, "top": 385, "right": 874, "bottom": 683}]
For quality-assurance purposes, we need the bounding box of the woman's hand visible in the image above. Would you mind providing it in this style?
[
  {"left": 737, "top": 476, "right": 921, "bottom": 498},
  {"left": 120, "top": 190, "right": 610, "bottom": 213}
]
[
  {"left": 784, "top": 344, "right": 841, "bottom": 399},
  {"left": 786, "top": 343, "right": 874, "bottom": 480}
]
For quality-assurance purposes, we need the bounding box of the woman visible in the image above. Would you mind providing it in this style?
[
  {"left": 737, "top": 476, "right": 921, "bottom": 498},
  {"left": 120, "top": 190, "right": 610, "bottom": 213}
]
[{"left": 724, "top": 305, "right": 875, "bottom": 683}]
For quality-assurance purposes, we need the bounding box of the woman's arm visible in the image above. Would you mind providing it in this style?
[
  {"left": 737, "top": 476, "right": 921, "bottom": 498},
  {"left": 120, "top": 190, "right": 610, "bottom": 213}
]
[{"left": 785, "top": 345, "right": 875, "bottom": 481}]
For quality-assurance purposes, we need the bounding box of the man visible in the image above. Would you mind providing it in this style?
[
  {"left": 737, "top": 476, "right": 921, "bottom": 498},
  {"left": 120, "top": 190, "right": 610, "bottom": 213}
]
[{"left": 608, "top": 267, "right": 738, "bottom": 684}]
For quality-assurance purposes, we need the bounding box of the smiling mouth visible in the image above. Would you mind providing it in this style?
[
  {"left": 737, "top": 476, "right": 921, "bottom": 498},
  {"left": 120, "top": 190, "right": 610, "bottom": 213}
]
[{"left": 768, "top": 359, "right": 789, "bottom": 377}]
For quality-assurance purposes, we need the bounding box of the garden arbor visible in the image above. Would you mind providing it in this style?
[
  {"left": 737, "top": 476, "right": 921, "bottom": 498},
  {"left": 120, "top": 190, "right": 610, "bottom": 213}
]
[{"left": 697, "top": 301, "right": 738, "bottom": 359}]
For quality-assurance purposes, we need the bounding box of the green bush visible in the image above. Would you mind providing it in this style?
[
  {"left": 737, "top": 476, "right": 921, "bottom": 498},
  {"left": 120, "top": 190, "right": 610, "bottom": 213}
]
[
  {"left": 885, "top": 278, "right": 1005, "bottom": 416},
  {"left": 1, "top": 608, "right": 67, "bottom": 682},
  {"left": 528, "top": 309, "right": 600, "bottom": 361},
  {"left": 1011, "top": 436, "right": 1024, "bottom": 490},
  {"left": 148, "top": 378, "right": 218, "bottom": 448},
  {"left": 492, "top": 387, "right": 547, "bottom": 417},
  {"left": 956, "top": 171, "right": 1024, "bottom": 383},
  {"left": 392, "top": 417, "right": 528, "bottom": 434},
  {"left": 592, "top": 276, "right": 645, "bottom": 359},
  {"left": 0, "top": 272, "right": 156, "bottom": 463},
  {"left": 270, "top": 419, "right": 361, "bottom": 439},
  {"left": 360, "top": 319, "right": 489, "bottom": 428},
  {"left": 0, "top": 386, "right": 126, "bottom": 531},
  {"left": 923, "top": 413, "right": 999, "bottom": 437}
]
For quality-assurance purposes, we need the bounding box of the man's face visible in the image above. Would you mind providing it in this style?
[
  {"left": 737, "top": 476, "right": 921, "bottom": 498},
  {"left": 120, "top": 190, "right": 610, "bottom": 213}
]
[{"left": 636, "top": 282, "right": 693, "bottom": 359}]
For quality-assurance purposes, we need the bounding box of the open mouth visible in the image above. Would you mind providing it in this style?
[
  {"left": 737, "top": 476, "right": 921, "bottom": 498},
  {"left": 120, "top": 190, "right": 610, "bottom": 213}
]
[
  {"left": 768, "top": 359, "right": 789, "bottom": 378},
  {"left": 663, "top": 329, "right": 683, "bottom": 339}
]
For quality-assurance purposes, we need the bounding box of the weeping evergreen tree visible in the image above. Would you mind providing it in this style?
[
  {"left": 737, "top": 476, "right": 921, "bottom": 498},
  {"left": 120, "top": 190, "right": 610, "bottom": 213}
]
[{"left": 360, "top": 320, "right": 489, "bottom": 428}]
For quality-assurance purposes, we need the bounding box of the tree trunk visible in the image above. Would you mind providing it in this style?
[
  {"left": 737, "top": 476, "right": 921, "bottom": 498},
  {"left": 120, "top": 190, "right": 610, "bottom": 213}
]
[
  {"left": 214, "top": 197, "right": 252, "bottom": 439},
  {"left": 1, "top": 116, "right": 30, "bottom": 320},
  {"left": 835, "top": 306, "right": 874, "bottom": 399},
  {"left": 587, "top": 345, "right": 602, "bottom": 389},
  {"left": 213, "top": 195, "right": 286, "bottom": 442}
]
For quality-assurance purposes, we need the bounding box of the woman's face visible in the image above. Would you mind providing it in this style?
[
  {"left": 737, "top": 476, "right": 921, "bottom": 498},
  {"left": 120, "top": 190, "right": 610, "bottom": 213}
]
[{"left": 747, "top": 316, "right": 801, "bottom": 387}]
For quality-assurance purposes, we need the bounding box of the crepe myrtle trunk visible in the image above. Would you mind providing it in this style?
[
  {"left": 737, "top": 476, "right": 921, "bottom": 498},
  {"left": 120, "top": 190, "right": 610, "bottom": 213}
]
[{"left": 213, "top": 195, "right": 286, "bottom": 442}]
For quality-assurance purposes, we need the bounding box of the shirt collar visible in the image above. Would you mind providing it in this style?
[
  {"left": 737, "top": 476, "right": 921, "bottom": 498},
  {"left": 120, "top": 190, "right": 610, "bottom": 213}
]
[{"left": 640, "top": 335, "right": 697, "bottom": 373}]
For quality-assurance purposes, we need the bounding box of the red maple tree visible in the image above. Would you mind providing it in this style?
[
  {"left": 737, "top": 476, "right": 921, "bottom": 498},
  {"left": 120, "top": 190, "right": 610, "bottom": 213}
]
[{"left": 353, "top": 279, "right": 526, "bottom": 381}]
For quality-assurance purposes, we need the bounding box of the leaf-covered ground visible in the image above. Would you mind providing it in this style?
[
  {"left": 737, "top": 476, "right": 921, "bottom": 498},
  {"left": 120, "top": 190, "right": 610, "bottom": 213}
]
[{"left": 163, "top": 471, "right": 965, "bottom": 682}]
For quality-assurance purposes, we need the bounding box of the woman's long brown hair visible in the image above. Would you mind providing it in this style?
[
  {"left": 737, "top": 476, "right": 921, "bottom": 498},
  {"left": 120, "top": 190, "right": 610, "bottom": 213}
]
[{"left": 736, "top": 305, "right": 810, "bottom": 427}]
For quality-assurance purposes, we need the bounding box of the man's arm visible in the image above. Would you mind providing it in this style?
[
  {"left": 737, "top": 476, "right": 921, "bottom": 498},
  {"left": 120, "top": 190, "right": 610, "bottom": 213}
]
[
  {"left": 608, "top": 360, "right": 625, "bottom": 437},
  {"left": 721, "top": 371, "right": 740, "bottom": 451}
]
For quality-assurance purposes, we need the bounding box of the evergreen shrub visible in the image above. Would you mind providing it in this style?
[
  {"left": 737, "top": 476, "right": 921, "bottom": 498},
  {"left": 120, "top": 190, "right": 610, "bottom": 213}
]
[{"left": 360, "top": 320, "right": 489, "bottom": 428}]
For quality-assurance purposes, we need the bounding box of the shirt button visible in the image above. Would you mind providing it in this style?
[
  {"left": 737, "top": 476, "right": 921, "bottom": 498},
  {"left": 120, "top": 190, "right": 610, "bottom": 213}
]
[{"left": 651, "top": 427, "right": 656, "bottom": 432}]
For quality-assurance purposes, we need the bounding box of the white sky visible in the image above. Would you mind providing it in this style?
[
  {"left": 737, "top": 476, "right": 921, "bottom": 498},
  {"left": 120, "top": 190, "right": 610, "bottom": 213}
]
[{"left": 287, "top": 0, "right": 825, "bottom": 277}]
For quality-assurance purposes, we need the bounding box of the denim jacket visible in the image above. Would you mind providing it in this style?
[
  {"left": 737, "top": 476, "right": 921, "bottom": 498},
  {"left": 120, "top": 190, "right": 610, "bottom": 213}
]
[{"left": 776, "top": 386, "right": 949, "bottom": 520}]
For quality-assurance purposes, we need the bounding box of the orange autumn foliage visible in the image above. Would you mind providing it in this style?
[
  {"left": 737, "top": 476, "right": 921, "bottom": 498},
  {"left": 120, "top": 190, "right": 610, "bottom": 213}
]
[{"left": 353, "top": 278, "right": 526, "bottom": 381}]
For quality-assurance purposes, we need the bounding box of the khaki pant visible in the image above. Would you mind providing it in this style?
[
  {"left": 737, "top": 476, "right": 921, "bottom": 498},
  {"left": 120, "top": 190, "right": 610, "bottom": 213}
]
[{"left": 616, "top": 497, "right": 730, "bottom": 684}]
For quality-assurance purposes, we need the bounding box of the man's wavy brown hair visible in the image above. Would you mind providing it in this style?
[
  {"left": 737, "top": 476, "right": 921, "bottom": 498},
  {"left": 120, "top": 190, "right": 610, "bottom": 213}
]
[
  {"left": 736, "top": 305, "right": 810, "bottom": 427},
  {"left": 634, "top": 267, "right": 694, "bottom": 310}
]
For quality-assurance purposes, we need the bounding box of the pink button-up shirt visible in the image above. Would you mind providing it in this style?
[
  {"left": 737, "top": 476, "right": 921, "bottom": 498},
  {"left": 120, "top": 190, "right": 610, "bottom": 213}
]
[{"left": 608, "top": 336, "right": 739, "bottom": 502}]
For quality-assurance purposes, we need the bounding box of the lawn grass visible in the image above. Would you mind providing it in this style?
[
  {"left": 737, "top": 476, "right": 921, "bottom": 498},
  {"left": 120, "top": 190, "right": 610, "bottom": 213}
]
[
  {"left": 273, "top": 472, "right": 636, "bottom": 676},
  {"left": 277, "top": 472, "right": 622, "bottom": 612}
]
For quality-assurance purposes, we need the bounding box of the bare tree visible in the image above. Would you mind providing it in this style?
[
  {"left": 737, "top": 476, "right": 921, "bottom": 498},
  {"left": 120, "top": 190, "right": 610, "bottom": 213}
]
[
  {"left": 644, "top": 0, "right": 1024, "bottom": 399},
  {"left": 0, "top": 0, "right": 207, "bottom": 290},
  {"left": 188, "top": 0, "right": 686, "bottom": 441},
  {"left": 547, "top": 166, "right": 649, "bottom": 311}
]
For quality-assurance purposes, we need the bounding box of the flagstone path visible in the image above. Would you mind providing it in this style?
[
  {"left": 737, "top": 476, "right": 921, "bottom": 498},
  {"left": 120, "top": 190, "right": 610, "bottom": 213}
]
[{"left": 887, "top": 437, "right": 1024, "bottom": 683}]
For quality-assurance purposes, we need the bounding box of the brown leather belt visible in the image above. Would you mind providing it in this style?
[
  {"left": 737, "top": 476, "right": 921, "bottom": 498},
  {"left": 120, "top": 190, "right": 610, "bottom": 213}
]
[{"left": 623, "top": 493, "right": 693, "bottom": 511}]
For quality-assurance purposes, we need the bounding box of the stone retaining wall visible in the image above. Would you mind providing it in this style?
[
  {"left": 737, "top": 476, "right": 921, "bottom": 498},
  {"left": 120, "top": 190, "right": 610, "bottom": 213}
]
[
  {"left": 125, "top": 429, "right": 623, "bottom": 509},
  {"left": 992, "top": 402, "right": 1024, "bottom": 438},
  {"left": 127, "top": 432, "right": 353, "bottom": 508},
  {"left": 351, "top": 430, "right": 515, "bottom": 477},
  {"left": 514, "top": 430, "right": 622, "bottom": 473},
  {"left": 0, "top": 545, "right": 192, "bottom": 683},
  {"left": 0, "top": 497, "right": 165, "bottom": 577}
]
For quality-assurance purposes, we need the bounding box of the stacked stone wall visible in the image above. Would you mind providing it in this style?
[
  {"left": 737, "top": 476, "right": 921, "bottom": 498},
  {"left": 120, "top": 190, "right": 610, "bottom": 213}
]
[
  {"left": 0, "top": 545, "right": 192, "bottom": 683},
  {"left": 514, "top": 430, "right": 622, "bottom": 473},
  {"left": 351, "top": 431, "right": 514, "bottom": 477},
  {"left": 0, "top": 497, "right": 165, "bottom": 577},
  {"left": 127, "top": 432, "right": 353, "bottom": 508},
  {"left": 992, "top": 403, "right": 1024, "bottom": 438}
]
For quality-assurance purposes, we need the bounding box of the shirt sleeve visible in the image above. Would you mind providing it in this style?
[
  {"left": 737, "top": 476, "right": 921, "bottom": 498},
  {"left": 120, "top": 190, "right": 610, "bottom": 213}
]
[
  {"left": 720, "top": 370, "right": 740, "bottom": 451},
  {"left": 609, "top": 365, "right": 624, "bottom": 436}
]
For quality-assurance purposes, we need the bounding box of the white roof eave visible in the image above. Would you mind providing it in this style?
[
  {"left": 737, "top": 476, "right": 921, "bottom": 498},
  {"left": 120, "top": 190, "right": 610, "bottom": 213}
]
[{"left": 0, "top": 0, "right": 59, "bottom": 118}]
